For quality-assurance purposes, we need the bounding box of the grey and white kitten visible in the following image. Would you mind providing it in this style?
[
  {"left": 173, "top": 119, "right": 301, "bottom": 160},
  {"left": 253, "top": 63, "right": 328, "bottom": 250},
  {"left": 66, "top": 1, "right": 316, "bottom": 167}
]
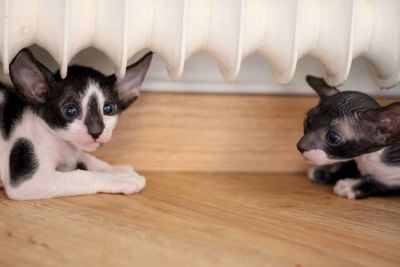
[
  {"left": 0, "top": 49, "right": 152, "bottom": 200},
  {"left": 297, "top": 76, "right": 400, "bottom": 199}
]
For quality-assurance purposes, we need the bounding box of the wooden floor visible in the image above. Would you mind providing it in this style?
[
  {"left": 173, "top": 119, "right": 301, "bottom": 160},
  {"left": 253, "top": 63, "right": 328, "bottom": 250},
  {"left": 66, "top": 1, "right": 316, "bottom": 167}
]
[
  {"left": 1, "top": 172, "right": 399, "bottom": 267},
  {"left": 1, "top": 93, "right": 399, "bottom": 266}
]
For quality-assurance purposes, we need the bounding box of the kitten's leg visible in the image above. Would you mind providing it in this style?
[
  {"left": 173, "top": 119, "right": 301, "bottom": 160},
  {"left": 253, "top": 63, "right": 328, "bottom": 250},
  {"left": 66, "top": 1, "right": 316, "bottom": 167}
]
[
  {"left": 308, "top": 160, "right": 360, "bottom": 184},
  {"left": 333, "top": 176, "right": 400, "bottom": 199},
  {"left": 5, "top": 169, "right": 146, "bottom": 200},
  {"left": 78, "top": 153, "right": 138, "bottom": 174}
]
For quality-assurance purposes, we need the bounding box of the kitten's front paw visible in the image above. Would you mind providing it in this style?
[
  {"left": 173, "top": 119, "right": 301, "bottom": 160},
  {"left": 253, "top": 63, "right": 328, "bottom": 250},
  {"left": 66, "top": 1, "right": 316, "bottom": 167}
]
[
  {"left": 116, "top": 174, "right": 146, "bottom": 194},
  {"left": 128, "top": 174, "right": 146, "bottom": 194},
  {"left": 307, "top": 167, "right": 317, "bottom": 182},
  {"left": 308, "top": 166, "right": 334, "bottom": 184},
  {"left": 333, "top": 179, "right": 360, "bottom": 199}
]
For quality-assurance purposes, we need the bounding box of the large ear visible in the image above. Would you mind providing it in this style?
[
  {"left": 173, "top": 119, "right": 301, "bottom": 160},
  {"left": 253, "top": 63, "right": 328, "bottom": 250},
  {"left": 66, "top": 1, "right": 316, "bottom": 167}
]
[
  {"left": 9, "top": 48, "right": 53, "bottom": 103},
  {"left": 113, "top": 52, "right": 153, "bottom": 110},
  {"left": 306, "top": 75, "right": 340, "bottom": 98},
  {"left": 363, "top": 103, "right": 400, "bottom": 145}
]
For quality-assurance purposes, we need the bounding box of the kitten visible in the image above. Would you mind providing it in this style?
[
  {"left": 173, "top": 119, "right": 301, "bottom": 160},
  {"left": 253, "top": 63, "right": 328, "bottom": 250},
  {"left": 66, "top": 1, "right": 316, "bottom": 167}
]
[
  {"left": 297, "top": 76, "right": 400, "bottom": 199},
  {"left": 0, "top": 48, "right": 152, "bottom": 200}
]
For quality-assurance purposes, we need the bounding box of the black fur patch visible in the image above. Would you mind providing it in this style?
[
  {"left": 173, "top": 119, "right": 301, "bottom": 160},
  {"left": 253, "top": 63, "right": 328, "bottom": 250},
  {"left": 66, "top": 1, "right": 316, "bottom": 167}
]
[
  {"left": 85, "top": 94, "right": 104, "bottom": 139},
  {"left": 9, "top": 138, "right": 39, "bottom": 187},
  {"left": 353, "top": 176, "right": 400, "bottom": 199},
  {"left": 76, "top": 162, "right": 87, "bottom": 170},
  {"left": 381, "top": 144, "right": 400, "bottom": 166},
  {"left": 312, "top": 160, "right": 360, "bottom": 184},
  {"left": 64, "top": 66, "right": 117, "bottom": 97},
  {"left": 0, "top": 86, "right": 26, "bottom": 139}
]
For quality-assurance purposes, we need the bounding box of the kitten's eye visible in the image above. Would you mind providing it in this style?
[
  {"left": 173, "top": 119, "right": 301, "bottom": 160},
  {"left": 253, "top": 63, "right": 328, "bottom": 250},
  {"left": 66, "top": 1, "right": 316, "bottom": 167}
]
[
  {"left": 63, "top": 105, "right": 79, "bottom": 119},
  {"left": 304, "top": 116, "right": 312, "bottom": 128},
  {"left": 326, "top": 131, "right": 343, "bottom": 145},
  {"left": 103, "top": 103, "right": 116, "bottom": 116}
]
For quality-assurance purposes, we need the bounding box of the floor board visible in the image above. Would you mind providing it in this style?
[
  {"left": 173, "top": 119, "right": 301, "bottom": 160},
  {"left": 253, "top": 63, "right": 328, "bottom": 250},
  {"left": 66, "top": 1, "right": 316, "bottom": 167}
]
[
  {"left": 94, "top": 93, "right": 315, "bottom": 173},
  {"left": 1, "top": 172, "right": 399, "bottom": 267}
]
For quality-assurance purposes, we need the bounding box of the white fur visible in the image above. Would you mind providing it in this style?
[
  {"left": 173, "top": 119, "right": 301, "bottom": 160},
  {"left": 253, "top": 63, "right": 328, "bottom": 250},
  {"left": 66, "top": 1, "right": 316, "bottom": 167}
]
[
  {"left": 333, "top": 178, "right": 361, "bottom": 199},
  {"left": 355, "top": 149, "right": 400, "bottom": 186},
  {"left": 307, "top": 167, "right": 316, "bottom": 181}
]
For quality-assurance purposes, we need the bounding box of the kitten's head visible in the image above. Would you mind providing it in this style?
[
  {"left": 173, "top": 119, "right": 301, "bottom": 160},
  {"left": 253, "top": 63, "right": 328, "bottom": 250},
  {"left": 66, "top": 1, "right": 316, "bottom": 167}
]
[
  {"left": 9, "top": 48, "right": 152, "bottom": 152},
  {"left": 297, "top": 76, "right": 400, "bottom": 165}
]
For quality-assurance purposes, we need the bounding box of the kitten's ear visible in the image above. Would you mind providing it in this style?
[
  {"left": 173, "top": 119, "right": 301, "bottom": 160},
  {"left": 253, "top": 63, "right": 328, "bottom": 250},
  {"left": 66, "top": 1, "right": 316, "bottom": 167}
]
[
  {"left": 306, "top": 75, "right": 339, "bottom": 98},
  {"left": 111, "top": 52, "right": 153, "bottom": 110},
  {"left": 364, "top": 103, "right": 400, "bottom": 145},
  {"left": 9, "top": 48, "right": 53, "bottom": 103}
]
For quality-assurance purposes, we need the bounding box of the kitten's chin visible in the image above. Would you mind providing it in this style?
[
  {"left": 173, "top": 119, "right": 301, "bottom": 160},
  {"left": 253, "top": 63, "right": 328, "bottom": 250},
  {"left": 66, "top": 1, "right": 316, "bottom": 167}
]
[
  {"left": 82, "top": 142, "right": 102, "bottom": 152},
  {"left": 302, "top": 149, "right": 343, "bottom": 165}
]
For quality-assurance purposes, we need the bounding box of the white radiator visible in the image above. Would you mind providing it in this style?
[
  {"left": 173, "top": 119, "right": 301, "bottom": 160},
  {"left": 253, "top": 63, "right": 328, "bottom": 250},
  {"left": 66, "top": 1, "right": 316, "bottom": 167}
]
[{"left": 1, "top": 0, "right": 399, "bottom": 90}]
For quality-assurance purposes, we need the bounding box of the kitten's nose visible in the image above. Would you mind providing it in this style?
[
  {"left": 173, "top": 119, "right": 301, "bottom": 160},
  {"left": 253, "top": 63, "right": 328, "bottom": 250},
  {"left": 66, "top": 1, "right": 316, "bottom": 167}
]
[
  {"left": 297, "top": 138, "right": 307, "bottom": 153},
  {"left": 89, "top": 130, "right": 102, "bottom": 140},
  {"left": 84, "top": 94, "right": 105, "bottom": 141},
  {"left": 86, "top": 119, "right": 104, "bottom": 140}
]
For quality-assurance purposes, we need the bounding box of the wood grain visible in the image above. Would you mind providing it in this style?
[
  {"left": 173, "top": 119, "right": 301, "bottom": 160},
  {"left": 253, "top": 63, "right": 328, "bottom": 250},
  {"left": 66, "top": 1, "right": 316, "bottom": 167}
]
[
  {"left": 94, "top": 93, "right": 313, "bottom": 172},
  {"left": 1, "top": 172, "right": 399, "bottom": 267},
  {"left": 94, "top": 92, "right": 398, "bottom": 173}
]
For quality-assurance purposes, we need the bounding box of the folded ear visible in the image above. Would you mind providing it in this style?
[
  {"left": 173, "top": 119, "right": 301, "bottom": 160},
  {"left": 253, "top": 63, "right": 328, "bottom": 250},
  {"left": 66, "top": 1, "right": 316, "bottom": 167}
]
[
  {"left": 364, "top": 103, "right": 400, "bottom": 145},
  {"left": 306, "top": 75, "right": 339, "bottom": 98},
  {"left": 9, "top": 48, "right": 53, "bottom": 103},
  {"left": 112, "top": 52, "right": 153, "bottom": 110}
]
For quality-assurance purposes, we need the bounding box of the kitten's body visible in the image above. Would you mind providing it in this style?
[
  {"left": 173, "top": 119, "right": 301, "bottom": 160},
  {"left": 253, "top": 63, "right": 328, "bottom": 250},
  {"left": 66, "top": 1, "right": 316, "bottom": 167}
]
[
  {"left": 298, "top": 76, "right": 400, "bottom": 199},
  {"left": 0, "top": 49, "right": 152, "bottom": 200}
]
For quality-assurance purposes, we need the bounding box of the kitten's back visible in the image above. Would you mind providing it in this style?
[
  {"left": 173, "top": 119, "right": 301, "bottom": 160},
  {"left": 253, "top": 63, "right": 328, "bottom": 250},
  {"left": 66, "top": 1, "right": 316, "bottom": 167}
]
[{"left": 0, "top": 83, "right": 27, "bottom": 139}]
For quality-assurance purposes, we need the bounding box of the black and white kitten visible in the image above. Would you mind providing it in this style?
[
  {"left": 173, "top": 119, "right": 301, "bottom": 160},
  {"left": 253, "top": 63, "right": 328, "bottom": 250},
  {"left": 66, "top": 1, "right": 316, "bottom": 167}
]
[
  {"left": 297, "top": 76, "right": 400, "bottom": 199},
  {"left": 0, "top": 49, "right": 152, "bottom": 200}
]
